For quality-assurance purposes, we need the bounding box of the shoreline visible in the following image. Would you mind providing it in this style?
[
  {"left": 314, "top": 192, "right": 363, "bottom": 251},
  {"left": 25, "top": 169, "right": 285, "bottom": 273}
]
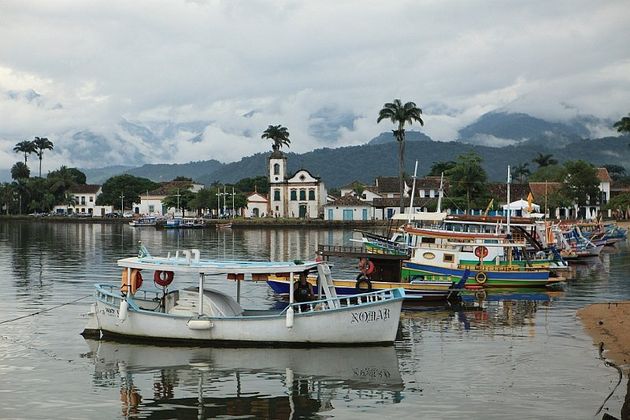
[
  {"left": 0, "top": 215, "right": 392, "bottom": 228},
  {"left": 578, "top": 302, "right": 630, "bottom": 373}
]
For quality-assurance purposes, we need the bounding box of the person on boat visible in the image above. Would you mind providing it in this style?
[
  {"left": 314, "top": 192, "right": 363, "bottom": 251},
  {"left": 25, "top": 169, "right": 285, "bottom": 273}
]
[
  {"left": 294, "top": 271, "right": 314, "bottom": 303},
  {"left": 357, "top": 257, "right": 375, "bottom": 279}
]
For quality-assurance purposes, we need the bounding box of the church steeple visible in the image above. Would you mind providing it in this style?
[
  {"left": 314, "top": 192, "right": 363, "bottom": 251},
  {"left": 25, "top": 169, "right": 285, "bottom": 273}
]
[{"left": 269, "top": 148, "right": 287, "bottom": 184}]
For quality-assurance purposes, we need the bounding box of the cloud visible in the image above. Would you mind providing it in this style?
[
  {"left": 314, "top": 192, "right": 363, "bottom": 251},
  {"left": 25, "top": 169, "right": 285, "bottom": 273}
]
[{"left": 0, "top": 0, "right": 628, "bottom": 173}]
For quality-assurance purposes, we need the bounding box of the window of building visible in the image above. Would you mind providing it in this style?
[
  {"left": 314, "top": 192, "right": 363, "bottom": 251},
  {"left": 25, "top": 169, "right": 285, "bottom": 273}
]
[
  {"left": 443, "top": 254, "right": 454, "bottom": 263},
  {"left": 308, "top": 189, "right": 315, "bottom": 200},
  {"left": 290, "top": 190, "right": 297, "bottom": 200},
  {"left": 89, "top": 196, "right": 94, "bottom": 202},
  {"left": 148, "top": 205, "right": 155, "bottom": 213},
  {"left": 273, "top": 163, "right": 280, "bottom": 175},
  {"left": 81, "top": 196, "right": 86, "bottom": 205},
  {"left": 299, "top": 189, "right": 306, "bottom": 200},
  {"left": 274, "top": 189, "right": 281, "bottom": 201}
]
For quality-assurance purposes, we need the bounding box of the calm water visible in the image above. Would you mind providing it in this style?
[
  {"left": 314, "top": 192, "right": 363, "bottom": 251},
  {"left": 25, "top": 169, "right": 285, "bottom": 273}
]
[{"left": 1, "top": 221, "right": 629, "bottom": 419}]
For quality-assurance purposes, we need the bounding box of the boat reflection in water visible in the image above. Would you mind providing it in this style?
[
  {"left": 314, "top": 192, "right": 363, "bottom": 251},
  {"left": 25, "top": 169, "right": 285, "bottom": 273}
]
[
  {"left": 83, "top": 339, "right": 403, "bottom": 418},
  {"left": 400, "top": 288, "right": 564, "bottom": 335}
]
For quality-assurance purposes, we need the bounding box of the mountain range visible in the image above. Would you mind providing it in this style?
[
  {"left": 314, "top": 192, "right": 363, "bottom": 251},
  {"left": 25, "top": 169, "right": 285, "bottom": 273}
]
[{"left": 77, "top": 111, "right": 627, "bottom": 187}]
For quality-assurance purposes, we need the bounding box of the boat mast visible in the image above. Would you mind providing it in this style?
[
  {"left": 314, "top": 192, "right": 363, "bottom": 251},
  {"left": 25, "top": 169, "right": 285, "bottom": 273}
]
[
  {"left": 407, "top": 160, "right": 419, "bottom": 224},
  {"left": 437, "top": 172, "right": 444, "bottom": 213},
  {"left": 506, "top": 166, "right": 511, "bottom": 237}
]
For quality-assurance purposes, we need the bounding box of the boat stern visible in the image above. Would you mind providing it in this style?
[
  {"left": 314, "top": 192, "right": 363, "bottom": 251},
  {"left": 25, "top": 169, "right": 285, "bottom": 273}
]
[{"left": 80, "top": 303, "right": 101, "bottom": 338}]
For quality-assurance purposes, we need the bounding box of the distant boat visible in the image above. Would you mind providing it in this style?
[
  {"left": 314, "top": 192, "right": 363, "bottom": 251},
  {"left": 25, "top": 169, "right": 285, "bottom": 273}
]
[
  {"left": 216, "top": 222, "right": 232, "bottom": 229},
  {"left": 128, "top": 216, "right": 158, "bottom": 227}
]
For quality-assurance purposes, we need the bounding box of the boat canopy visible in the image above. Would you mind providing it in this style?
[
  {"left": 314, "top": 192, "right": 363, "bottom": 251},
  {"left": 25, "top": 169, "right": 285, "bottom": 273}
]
[
  {"left": 391, "top": 212, "right": 447, "bottom": 222},
  {"left": 117, "top": 248, "right": 318, "bottom": 275}
]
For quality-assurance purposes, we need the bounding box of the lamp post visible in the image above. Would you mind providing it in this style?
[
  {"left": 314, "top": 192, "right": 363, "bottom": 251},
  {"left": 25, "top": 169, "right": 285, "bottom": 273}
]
[
  {"left": 120, "top": 193, "right": 124, "bottom": 214},
  {"left": 217, "top": 186, "right": 221, "bottom": 218},
  {"left": 232, "top": 186, "right": 235, "bottom": 218}
]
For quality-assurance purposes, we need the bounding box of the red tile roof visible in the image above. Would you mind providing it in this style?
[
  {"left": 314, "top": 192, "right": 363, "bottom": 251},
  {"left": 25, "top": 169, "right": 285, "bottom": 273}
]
[
  {"left": 328, "top": 194, "right": 369, "bottom": 207},
  {"left": 528, "top": 182, "right": 563, "bottom": 201},
  {"left": 596, "top": 168, "right": 612, "bottom": 183}
]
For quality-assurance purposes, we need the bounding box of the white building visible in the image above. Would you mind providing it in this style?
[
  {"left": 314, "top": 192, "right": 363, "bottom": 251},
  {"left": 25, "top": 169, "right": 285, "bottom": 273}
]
[
  {"left": 247, "top": 148, "right": 327, "bottom": 218},
  {"left": 245, "top": 191, "right": 268, "bottom": 217},
  {"left": 53, "top": 184, "right": 113, "bottom": 216},
  {"left": 324, "top": 194, "right": 373, "bottom": 221},
  {"left": 134, "top": 181, "right": 205, "bottom": 216}
]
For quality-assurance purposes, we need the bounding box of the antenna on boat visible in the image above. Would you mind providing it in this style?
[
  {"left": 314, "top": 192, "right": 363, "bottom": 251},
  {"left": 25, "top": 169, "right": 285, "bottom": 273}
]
[{"left": 407, "top": 160, "right": 419, "bottom": 225}]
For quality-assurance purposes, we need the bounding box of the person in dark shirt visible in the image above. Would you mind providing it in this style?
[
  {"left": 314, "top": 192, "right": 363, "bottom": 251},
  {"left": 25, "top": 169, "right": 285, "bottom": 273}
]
[{"left": 294, "top": 271, "right": 314, "bottom": 303}]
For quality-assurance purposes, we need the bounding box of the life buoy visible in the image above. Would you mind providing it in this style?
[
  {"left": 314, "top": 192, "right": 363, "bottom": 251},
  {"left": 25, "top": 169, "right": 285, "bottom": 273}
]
[
  {"left": 475, "top": 271, "right": 487, "bottom": 285},
  {"left": 154, "top": 270, "right": 174, "bottom": 287},
  {"left": 359, "top": 259, "right": 375, "bottom": 276},
  {"left": 121, "top": 269, "right": 143, "bottom": 294},
  {"left": 355, "top": 275, "right": 373, "bottom": 292}
]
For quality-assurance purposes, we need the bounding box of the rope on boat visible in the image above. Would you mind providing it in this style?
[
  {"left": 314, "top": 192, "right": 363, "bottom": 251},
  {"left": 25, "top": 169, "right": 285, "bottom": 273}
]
[
  {"left": 594, "top": 341, "right": 623, "bottom": 417},
  {"left": 0, "top": 294, "right": 91, "bottom": 325}
]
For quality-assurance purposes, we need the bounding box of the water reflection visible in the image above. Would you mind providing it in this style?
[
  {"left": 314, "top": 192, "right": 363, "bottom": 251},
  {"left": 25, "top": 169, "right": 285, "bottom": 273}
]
[{"left": 83, "top": 339, "right": 403, "bottom": 418}]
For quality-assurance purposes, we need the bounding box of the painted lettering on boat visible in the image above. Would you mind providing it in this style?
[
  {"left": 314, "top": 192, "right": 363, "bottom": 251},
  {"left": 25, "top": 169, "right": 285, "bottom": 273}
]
[
  {"left": 351, "top": 308, "right": 390, "bottom": 323},
  {"left": 352, "top": 367, "right": 392, "bottom": 379}
]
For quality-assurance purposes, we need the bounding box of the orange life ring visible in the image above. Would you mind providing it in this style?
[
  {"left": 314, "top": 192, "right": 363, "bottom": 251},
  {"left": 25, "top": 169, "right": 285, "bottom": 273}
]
[
  {"left": 121, "top": 269, "right": 143, "bottom": 294},
  {"left": 154, "top": 270, "right": 174, "bottom": 287},
  {"left": 360, "top": 260, "right": 375, "bottom": 276}
]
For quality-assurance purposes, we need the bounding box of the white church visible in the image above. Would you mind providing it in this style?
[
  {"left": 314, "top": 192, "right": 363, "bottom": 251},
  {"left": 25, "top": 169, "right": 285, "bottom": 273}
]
[{"left": 246, "top": 148, "right": 327, "bottom": 218}]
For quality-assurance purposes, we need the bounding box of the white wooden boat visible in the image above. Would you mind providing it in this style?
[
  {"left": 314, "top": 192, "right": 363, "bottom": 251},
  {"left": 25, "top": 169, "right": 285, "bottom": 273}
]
[
  {"left": 128, "top": 216, "right": 158, "bottom": 227},
  {"left": 82, "top": 245, "right": 404, "bottom": 345}
]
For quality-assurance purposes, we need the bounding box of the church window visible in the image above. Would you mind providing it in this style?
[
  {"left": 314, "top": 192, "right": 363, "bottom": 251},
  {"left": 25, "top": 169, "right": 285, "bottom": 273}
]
[
  {"left": 299, "top": 189, "right": 306, "bottom": 200},
  {"left": 274, "top": 189, "right": 281, "bottom": 201},
  {"left": 273, "top": 163, "right": 280, "bottom": 175},
  {"left": 308, "top": 189, "right": 315, "bottom": 200},
  {"left": 290, "top": 189, "right": 297, "bottom": 200}
]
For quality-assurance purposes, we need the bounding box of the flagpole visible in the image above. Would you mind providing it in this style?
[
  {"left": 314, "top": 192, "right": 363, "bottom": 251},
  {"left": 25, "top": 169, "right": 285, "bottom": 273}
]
[{"left": 506, "top": 166, "right": 511, "bottom": 237}]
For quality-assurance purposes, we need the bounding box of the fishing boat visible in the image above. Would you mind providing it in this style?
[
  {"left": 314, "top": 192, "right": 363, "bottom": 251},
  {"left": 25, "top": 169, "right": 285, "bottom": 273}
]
[
  {"left": 128, "top": 216, "right": 158, "bottom": 227},
  {"left": 82, "top": 244, "right": 404, "bottom": 345},
  {"left": 265, "top": 244, "right": 468, "bottom": 302}
]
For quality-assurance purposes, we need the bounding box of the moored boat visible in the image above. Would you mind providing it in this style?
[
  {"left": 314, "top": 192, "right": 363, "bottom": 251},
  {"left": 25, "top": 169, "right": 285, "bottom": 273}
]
[
  {"left": 129, "top": 216, "right": 159, "bottom": 227},
  {"left": 265, "top": 244, "right": 468, "bottom": 302},
  {"left": 82, "top": 244, "right": 404, "bottom": 345}
]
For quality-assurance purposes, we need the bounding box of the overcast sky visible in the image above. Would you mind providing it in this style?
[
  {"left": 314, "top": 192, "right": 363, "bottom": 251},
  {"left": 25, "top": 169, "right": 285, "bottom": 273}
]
[{"left": 1, "top": 0, "right": 629, "bottom": 174}]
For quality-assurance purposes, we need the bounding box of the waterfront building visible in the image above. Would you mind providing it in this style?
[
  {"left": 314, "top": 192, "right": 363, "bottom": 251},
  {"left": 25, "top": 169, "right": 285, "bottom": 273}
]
[
  {"left": 134, "top": 180, "right": 204, "bottom": 217},
  {"left": 52, "top": 184, "right": 113, "bottom": 216},
  {"left": 323, "top": 194, "right": 373, "bottom": 221}
]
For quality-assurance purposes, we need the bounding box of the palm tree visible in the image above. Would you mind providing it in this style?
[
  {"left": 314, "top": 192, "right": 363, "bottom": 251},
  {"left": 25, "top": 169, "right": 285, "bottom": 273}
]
[
  {"left": 11, "top": 162, "right": 30, "bottom": 180},
  {"left": 512, "top": 163, "right": 531, "bottom": 184},
  {"left": 32, "top": 137, "right": 54, "bottom": 177},
  {"left": 261, "top": 125, "right": 291, "bottom": 151},
  {"left": 614, "top": 113, "right": 630, "bottom": 134},
  {"left": 377, "top": 99, "right": 424, "bottom": 213},
  {"left": 532, "top": 153, "right": 558, "bottom": 168},
  {"left": 13, "top": 140, "right": 36, "bottom": 165}
]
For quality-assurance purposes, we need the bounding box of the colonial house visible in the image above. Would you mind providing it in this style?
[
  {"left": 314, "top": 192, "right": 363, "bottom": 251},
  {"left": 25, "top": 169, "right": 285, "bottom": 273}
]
[
  {"left": 246, "top": 148, "right": 327, "bottom": 218},
  {"left": 371, "top": 176, "right": 447, "bottom": 219},
  {"left": 134, "top": 180, "right": 205, "bottom": 217},
  {"left": 53, "top": 184, "right": 113, "bottom": 216},
  {"left": 528, "top": 168, "right": 613, "bottom": 220},
  {"left": 324, "top": 194, "right": 373, "bottom": 221}
]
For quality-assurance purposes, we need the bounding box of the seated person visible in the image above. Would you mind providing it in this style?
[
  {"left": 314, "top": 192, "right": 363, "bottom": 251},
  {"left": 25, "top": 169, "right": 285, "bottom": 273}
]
[{"left": 294, "top": 272, "right": 314, "bottom": 303}]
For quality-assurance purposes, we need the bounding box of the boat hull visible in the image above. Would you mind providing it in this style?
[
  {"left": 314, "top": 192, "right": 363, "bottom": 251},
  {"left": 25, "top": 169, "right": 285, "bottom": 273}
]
[
  {"left": 91, "top": 289, "right": 403, "bottom": 345},
  {"left": 266, "top": 277, "right": 458, "bottom": 301},
  {"left": 401, "top": 261, "right": 558, "bottom": 288}
]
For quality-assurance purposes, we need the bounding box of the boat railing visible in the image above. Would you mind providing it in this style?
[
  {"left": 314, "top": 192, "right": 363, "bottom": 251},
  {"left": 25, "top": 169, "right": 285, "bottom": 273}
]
[
  {"left": 285, "top": 288, "right": 405, "bottom": 315},
  {"left": 318, "top": 244, "right": 409, "bottom": 258},
  {"left": 96, "top": 284, "right": 162, "bottom": 305}
]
